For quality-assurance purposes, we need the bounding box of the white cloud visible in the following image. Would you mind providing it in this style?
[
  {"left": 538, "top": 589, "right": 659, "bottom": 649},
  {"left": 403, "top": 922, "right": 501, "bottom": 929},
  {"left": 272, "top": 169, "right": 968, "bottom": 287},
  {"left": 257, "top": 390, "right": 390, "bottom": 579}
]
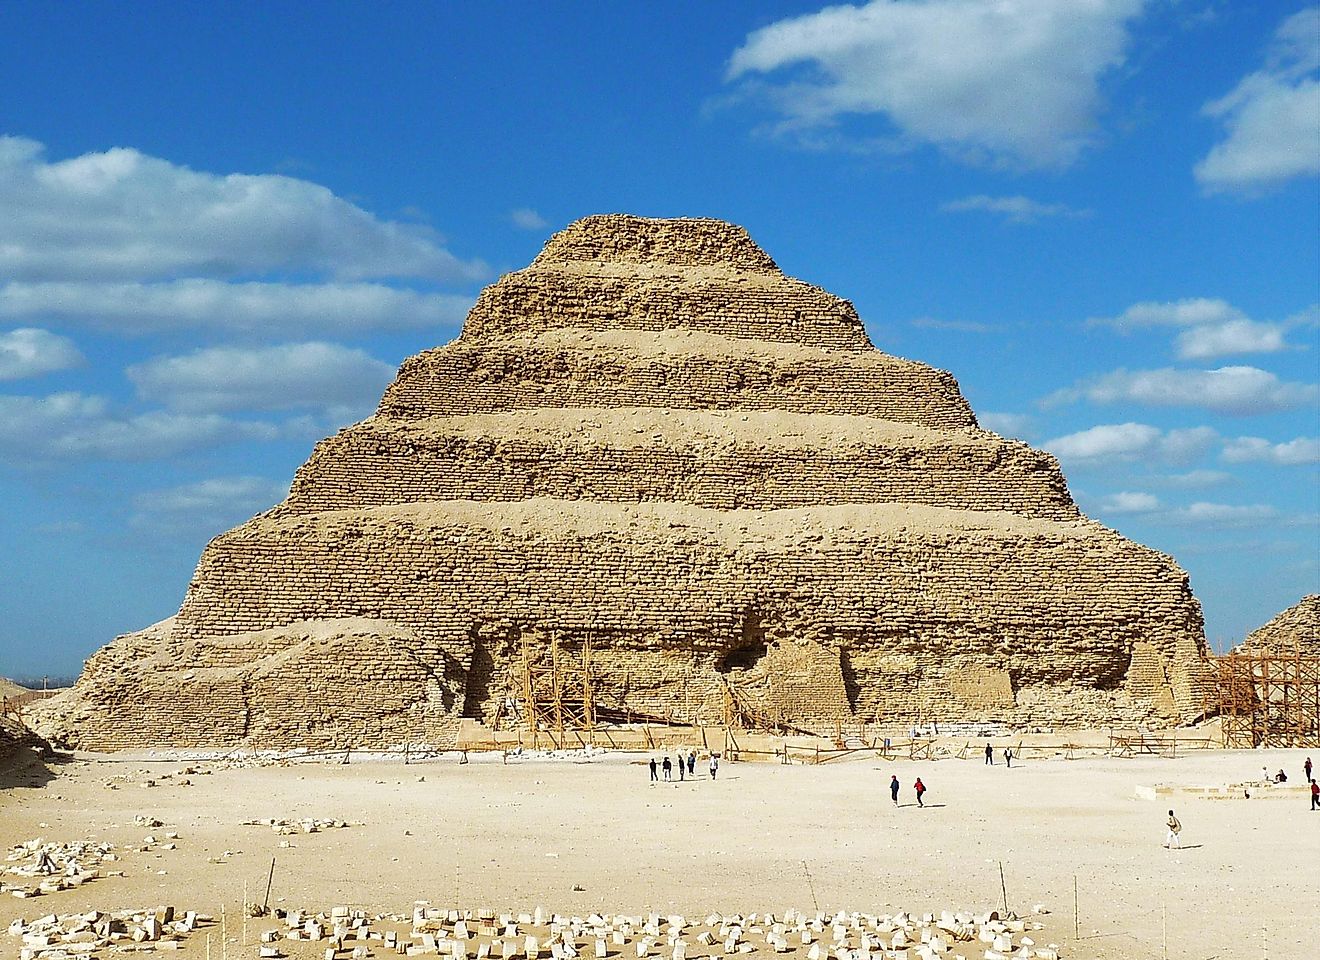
[
  {"left": 1195, "top": 8, "right": 1320, "bottom": 192},
  {"left": 725, "top": 0, "right": 1146, "bottom": 167},
  {"left": 978, "top": 411, "right": 1033, "bottom": 437},
  {"left": 1093, "top": 297, "right": 1296, "bottom": 359},
  {"left": 0, "top": 392, "right": 282, "bottom": 461},
  {"left": 510, "top": 208, "right": 549, "bottom": 230},
  {"left": 1164, "top": 502, "right": 1279, "bottom": 527},
  {"left": 1222, "top": 435, "right": 1320, "bottom": 465},
  {"left": 127, "top": 342, "right": 395, "bottom": 417},
  {"left": 0, "top": 328, "right": 83, "bottom": 381},
  {"left": 0, "top": 136, "right": 487, "bottom": 283},
  {"left": 1051, "top": 365, "right": 1317, "bottom": 415},
  {"left": 131, "top": 476, "right": 289, "bottom": 537},
  {"left": 1042, "top": 422, "right": 1217, "bottom": 465},
  {"left": 910, "top": 316, "right": 996, "bottom": 333},
  {"left": 1175, "top": 320, "right": 1287, "bottom": 359},
  {"left": 1099, "top": 297, "right": 1244, "bottom": 330},
  {"left": 1154, "top": 469, "right": 1232, "bottom": 489},
  {"left": 0, "top": 279, "right": 473, "bottom": 337},
  {"left": 1096, "top": 490, "right": 1161, "bottom": 514},
  {"left": 940, "top": 195, "right": 1090, "bottom": 223}
]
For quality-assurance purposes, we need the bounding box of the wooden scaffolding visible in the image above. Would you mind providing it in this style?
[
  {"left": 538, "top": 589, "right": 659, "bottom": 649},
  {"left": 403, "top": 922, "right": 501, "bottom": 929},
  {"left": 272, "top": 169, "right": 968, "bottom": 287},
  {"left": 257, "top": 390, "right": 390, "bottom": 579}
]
[
  {"left": 1214, "top": 649, "right": 1320, "bottom": 748},
  {"left": 517, "top": 633, "right": 596, "bottom": 749}
]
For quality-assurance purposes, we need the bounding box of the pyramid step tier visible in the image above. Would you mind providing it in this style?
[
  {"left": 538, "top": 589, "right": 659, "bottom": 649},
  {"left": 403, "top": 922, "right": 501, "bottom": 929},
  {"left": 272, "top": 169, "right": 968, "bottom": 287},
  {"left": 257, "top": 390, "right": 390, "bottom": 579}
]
[
  {"left": 284, "top": 410, "right": 1077, "bottom": 519},
  {"left": 459, "top": 269, "right": 871, "bottom": 349},
  {"left": 379, "top": 330, "right": 976, "bottom": 428},
  {"left": 532, "top": 214, "right": 783, "bottom": 272},
  {"left": 156, "top": 499, "right": 1207, "bottom": 733}
]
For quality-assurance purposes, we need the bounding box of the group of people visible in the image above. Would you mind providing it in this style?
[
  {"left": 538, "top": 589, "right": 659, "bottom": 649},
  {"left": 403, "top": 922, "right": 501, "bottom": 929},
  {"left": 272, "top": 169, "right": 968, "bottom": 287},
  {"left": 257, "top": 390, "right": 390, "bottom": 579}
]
[
  {"left": 649, "top": 750, "right": 718, "bottom": 783},
  {"left": 889, "top": 774, "right": 927, "bottom": 807},
  {"left": 1172, "top": 757, "right": 1319, "bottom": 851},
  {"left": 1260, "top": 757, "right": 1318, "bottom": 810},
  {"left": 984, "top": 743, "right": 1013, "bottom": 767}
]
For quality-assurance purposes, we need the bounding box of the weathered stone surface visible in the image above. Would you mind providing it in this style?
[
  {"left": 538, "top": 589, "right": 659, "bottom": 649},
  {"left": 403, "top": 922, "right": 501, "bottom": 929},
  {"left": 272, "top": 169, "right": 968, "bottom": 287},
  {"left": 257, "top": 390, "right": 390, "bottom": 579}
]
[
  {"left": 1237, "top": 595, "right": 1318, "bottom": 654},
  {"left": 33, "top": 213, "right": 1212, "bottom": 749}
]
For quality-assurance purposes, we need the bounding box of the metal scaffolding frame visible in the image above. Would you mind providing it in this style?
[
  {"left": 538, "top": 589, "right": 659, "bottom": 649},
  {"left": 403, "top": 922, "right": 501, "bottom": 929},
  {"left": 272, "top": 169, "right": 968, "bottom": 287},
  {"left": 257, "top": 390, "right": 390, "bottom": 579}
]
[{"left": 1214, "top": 649, "right": 1320, "bottom": 748}]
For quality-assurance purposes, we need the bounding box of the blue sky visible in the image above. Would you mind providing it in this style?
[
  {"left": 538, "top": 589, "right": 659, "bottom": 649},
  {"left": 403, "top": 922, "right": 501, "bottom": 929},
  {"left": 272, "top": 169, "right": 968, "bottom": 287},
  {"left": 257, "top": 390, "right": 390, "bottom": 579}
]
[{"left": 1, "top": 1, "right": 1316, "bottom": 680}]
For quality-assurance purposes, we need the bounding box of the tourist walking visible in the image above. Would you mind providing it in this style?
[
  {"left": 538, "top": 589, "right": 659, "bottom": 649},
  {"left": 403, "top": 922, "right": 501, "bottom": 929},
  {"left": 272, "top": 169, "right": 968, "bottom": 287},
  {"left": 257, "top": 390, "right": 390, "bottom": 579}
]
[
  {"left": 1305, "top": 757, "right": 1313, "bottom": 782},
  {"left": 1311, "top": 779, "right": 1318, "bottom": 811},
  {"left": 889, "top": 775, "right": 900, "bottom": 806},
  {"left": 688, "top": 750, "right": 696, "bottom": 777},
  {"left": 1004, "top": 748, "right": 1013, "bottom": 768},
  {"left": 984, "top": 743, "right": 993, "bottom": 765},
  {"left": 677, "top": 753, "right": 685, "bottom": 781},
  {"left": 914, "top": 777, "right": 926, "bottom": 807},
  {"left": 1164, "top": 809, "right": 1182, "bottom": 848},
  {"left": 662, "top": 756, "right": 672, "bottom": 781},
  {"left": 709, "top": 753, "right": 719, "bottom": 780},
  {"left": 649, "top": 757, "right": 658, "bottom": 782}
]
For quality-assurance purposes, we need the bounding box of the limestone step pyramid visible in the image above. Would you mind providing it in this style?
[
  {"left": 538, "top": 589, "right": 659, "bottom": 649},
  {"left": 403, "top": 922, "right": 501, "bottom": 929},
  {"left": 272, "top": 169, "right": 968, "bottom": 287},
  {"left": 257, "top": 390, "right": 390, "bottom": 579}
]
[{"left": 36, "top": 215, "right": 1212, "bottom": 750}]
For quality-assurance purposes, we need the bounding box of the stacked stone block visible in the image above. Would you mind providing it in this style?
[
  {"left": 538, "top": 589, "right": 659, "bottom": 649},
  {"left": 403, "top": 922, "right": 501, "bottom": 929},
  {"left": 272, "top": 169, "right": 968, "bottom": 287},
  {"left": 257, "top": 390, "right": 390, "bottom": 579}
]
[{"left": 35, "top": 214, "right": 1212, "bottom": 750}]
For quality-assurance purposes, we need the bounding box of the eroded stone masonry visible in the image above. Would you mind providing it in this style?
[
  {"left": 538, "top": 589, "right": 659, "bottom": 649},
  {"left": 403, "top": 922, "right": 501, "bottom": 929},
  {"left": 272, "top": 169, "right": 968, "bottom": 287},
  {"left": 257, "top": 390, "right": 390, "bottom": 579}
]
[{"left": 35, "top": 215, "right": 1213, "bottom": 750}]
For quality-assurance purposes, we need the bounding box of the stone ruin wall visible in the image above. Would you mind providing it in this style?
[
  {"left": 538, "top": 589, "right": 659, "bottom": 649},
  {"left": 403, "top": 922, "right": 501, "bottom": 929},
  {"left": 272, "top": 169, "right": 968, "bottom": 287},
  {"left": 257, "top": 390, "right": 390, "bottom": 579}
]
[{"left": 33, "top": 214, "right": 1214, "bottom": 751}]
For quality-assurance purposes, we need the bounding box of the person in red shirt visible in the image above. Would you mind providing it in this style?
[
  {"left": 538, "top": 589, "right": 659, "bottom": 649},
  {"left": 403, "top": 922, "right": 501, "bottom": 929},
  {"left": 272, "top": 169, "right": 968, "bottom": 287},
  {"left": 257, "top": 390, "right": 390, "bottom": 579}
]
[
  {"left": 914, "top": 777, "right": 927, "bottom": 808},
  {"left": 1310, "top": 778, "right": 1318, "bottom": 811}
]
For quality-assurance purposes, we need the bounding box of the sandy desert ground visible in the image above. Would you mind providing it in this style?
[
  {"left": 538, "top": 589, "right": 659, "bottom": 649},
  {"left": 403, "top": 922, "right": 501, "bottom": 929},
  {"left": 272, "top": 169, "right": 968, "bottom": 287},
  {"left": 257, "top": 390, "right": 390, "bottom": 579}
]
[{"left": 2, "top": 746, "right": 1317, "bottom": 960}]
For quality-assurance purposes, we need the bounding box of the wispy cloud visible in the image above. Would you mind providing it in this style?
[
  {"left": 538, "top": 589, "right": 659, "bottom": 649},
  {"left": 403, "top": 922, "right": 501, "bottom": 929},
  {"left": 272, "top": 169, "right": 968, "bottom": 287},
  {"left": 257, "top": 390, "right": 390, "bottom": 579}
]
[
  {"left": 0, "top": 280, "right": 473, "bottom": 338},
  {"left": 940, "top": 195, "right": 1090, "bottom": 223},
  {"left": 725, "top": 0, "right": 1147, "bottom": 167},
  {"left": 1152, "top": 469, "right": 1233, "bottom": 489},
  {"left": 131, "top": 476, "right": 289, "bottom": 538},
  {"left": 1096, "top": 490, "right": 1162, "bottom": 514},
  {"left": 127, "top": 342, "right": 395, "bottom": 418},
  {"left": 510, "top": 207, "right": 549, "bottom": 230},
  {"left": 0, "top": 392, "right": 287, "bottom": 462},
  {"left": 1047, "top": 365, "right": 1317, "bottom": 415},
  {"left": 910, "top": 316, "right": 996, "bottom": 333},
  {"left": 1195, "top": 8, "right": 1320, "bottom": 192},
  {"left": 978, "top": 411, "right": 1033, "bottom": 438},
  {"left": 0, "top": 327, "right": 83, "bottom": 380}
]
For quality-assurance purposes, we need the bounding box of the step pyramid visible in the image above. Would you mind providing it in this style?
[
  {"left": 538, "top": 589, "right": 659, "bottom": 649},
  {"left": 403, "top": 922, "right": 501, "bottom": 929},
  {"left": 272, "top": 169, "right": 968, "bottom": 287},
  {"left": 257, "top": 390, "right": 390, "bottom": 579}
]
[{"left": 36, "top": 215, "right": 1212, "bottom": 750}]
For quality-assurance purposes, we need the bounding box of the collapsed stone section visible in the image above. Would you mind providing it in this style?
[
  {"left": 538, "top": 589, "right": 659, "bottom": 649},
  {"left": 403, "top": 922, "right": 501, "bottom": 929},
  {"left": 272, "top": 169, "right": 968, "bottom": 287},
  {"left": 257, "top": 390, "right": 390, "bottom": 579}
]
[
  {"left": 36, "top": 212, "right": 1212, "bottom": 750},
  {"left": 379, "top": 331, "right": 977, "bottom": 428},
  {"left": 284, "top": 410, "right": 1077, "bottom": 519}
]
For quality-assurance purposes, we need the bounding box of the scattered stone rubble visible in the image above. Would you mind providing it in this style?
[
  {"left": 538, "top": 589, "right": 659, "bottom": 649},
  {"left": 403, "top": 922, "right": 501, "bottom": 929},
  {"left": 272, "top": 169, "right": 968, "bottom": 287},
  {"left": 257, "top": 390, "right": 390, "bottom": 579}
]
[
  {"left": 240, "top": 819, "right": 352, "bottom": 835},
  {"left": 2, "top": 840, "right": 118, "bottom": 898},
  {"left": 7, "top": 907, "right": 205, "bottom": 959},
  {"left": 3, "top": 818, "right": 181, "bottom": 899},
  {"left": 253, "top": 906, "right": 1062, "bottom": 960}
]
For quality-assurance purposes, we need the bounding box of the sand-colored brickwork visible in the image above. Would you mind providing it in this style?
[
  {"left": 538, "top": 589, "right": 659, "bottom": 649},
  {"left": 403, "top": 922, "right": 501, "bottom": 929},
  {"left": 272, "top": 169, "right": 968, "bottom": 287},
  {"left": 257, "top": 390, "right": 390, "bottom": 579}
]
[
  {"left": 1237, "top": 595, "right": 1318, "bottom": 654},
  {"left": 34, "top": 214, "right": 1212, "bottom": 751}
]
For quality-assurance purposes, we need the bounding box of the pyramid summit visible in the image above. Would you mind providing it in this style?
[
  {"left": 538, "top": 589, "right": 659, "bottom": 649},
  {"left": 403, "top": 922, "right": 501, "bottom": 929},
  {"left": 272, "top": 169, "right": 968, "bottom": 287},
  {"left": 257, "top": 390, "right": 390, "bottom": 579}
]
[{"left": 35, "top": 214, "right": 1213, "bottom": 750}]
